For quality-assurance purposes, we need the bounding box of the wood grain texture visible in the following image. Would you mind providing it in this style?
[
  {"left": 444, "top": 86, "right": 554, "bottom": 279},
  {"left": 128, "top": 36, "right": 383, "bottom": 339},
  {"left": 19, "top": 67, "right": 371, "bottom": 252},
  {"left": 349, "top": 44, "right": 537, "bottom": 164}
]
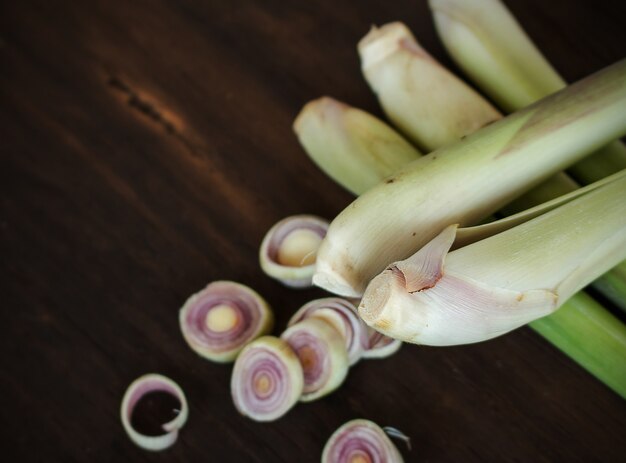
[{"left": 1, "top": 1, "right": 625, "bottom": 461}]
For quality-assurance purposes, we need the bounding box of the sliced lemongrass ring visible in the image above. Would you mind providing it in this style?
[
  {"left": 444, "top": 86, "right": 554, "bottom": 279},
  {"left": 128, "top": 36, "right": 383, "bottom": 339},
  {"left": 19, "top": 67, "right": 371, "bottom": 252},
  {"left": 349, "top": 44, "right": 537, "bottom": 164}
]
[
  {"left": 281, "top": 318, "right": 349, "bottom": 402},
  {"left": 179, "top": 281, "right": 273, "bottom": 362},
  {"left": 231, "top": 336, "right": 304, "bottom": 421},
  {"left": 260, "top": 215, "right": 329, "bottom": 288},
  {"left": 322, "top": 419, "right": 405, "bottom": 463},
  {"left": 288, "top": 297, "right": 369, "bottom": 366},
  {"left": 120, "top": 374, "right": 188, "bottom": 451},
  {"left": 362, "top": 327, "right": 402, "bottom": 359}
]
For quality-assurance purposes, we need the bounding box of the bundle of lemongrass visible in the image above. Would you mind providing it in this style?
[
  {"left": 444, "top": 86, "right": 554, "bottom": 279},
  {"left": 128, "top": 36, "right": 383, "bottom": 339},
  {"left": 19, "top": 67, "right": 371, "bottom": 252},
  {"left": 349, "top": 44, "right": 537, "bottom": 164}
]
[{"left": 293, "top": 0, "right": 626, "bottom": 398}]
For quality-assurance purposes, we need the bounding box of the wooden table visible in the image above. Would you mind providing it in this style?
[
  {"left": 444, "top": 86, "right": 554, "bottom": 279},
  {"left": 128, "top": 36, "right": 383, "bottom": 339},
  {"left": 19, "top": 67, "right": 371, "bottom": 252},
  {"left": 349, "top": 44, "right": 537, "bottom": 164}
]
[{"left": 2, "top": 1, "right": 625, "bottom": 461}]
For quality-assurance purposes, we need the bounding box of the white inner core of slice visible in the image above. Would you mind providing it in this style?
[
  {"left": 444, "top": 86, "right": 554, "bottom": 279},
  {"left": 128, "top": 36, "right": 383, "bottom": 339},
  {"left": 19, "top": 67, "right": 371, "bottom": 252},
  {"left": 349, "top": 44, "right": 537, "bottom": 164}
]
[
  {"left": 277, "top": 229, "right": 322, "bottom": 267},
  {"left": 205, "top": 304, "right": 238, "bottom": 332}
]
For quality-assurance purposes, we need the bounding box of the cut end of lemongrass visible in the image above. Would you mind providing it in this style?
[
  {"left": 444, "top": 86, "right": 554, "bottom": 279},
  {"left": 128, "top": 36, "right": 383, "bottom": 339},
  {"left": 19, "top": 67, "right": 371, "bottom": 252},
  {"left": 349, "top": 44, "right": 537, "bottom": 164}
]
[
  {"left": 281, "top": 318, "right": 349, "bottom": 402},
  {"left": 120, "top": 374, "right": 188, "bottom": 451},
  {"left": 260, "top": 215, "right": 329, "bottom": 288},
  {"left": 360, "top": 173, "right": 626, "bottom": 345},
  {"left": 322, "top": 419, "right": 405, "bottom": 463},
  {"left": 231, "top": 336, "right": 304, "bottom": 422},
  {"left": 179, "top": 281, "right": 273, "bottom": 363},
  {"left": 313, "top": 261, "right": 364, "bottom": 298},
  {"left": 288, "top": 297, "right": 369, "bottom": 366},
  {"left": 358, "top": 22, "right": 421, "bottom": 70},
  {"left": 294, "top": 96, "right": 421, "bottom": 196},
  {"left": 358, "top": 21, "right": 501, "bottom": 152},
  {"left": 358, "top": 224, "right": 559, "bottom": 345}
]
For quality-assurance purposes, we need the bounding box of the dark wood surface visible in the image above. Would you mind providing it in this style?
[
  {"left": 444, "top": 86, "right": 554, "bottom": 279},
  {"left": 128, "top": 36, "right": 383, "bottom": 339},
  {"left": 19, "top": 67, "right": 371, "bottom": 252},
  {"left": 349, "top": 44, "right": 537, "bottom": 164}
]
[{"left": 2, "top": 1, "right": 625, "bottom": 461}]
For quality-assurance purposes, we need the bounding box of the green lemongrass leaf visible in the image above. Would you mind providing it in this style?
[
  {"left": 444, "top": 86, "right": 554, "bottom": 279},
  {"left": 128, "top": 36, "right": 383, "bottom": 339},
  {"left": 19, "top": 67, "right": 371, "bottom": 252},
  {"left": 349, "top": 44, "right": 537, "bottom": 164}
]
[
  {"left": 314, "top": 60, "right": 626, "bottom": 297},
  {"left": 293, "top": 97, "right": 421, "bottom": 195},
  {"left": 428, "top": 0, "right": 626, "bottom": 184}
]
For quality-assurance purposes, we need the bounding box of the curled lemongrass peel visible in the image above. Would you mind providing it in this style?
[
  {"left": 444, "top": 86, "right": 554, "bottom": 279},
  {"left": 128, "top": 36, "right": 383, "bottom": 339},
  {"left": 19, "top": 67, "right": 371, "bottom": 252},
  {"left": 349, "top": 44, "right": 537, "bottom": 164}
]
[
  {"left": 281, "top": 318, "right": 349, "bottom": 402},
  {"left": 362, "top": 327, "right": 402, "bottom": 359},
  {"left": 359, "top": 174, "right": 626, "bottom": 346},
  {"left": 314, "top": 60, "right": 626, "bottom": 297},
  {"left": 179, "top": 281, "right": 273, "bottom": 362},
  {"left": 120, "top": 374, "right": 188, "bottom": 451},
  {"left": 428, "top": 0, "right": 626, "bottom": 184},
  {"left": 260, "top": 215, "right": 329, "bottom": 288},
  {"left": 358, "top": 22, "right": 500, "bottom": 152},
  {"left": 231, "top": 336, "right": 304, "bottom": 422},
  {"left": 288, "top": 297, "right": 369, "bottom": 366},
  {"left": 293, "top": 97, "right": 421, "bottom": 195},
  {"left": 322, "top": 419, "right": 405, "bottom": 463}
]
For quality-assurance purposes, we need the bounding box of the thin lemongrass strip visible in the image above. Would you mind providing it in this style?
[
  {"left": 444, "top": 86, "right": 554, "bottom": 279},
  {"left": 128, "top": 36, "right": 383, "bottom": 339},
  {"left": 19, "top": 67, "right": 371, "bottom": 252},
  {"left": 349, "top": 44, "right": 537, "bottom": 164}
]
[
  {"left": 322, "top": 419, "right": 405, "bottom": 463},
  {"left": 231, "top": 336, "right": 303, "bottom": 422},
  {"left": 429, "top": 0, "right": 626, "bottom": 184},
  {"left": 314, "top": 60, "right": 626, "bottom": 297},
  {"left": 288, "top": 297, "right": 369, "bottom": 366},
  {"left": 359, "top": 173, "right": 626, "bottom": 346},
  {"left": 260, "top": 215, "right": 329, "bottom": 288},
  {"left": 358, "top": 21, "right": 501, "bottom": 152},
  {"left": 294, "top": 97, "right": 422, "bottom": 195},
  {"left": 530, "top": 292, "right": 626, "bottom": 399},
  {"left": 120, "top": 374, "right": 188, "bottom": 451},
  {"left": 179, "top": 281, "right": 273, "bottom": 362},
  {"left": 281, "top": 318, "right": 349, "bottom": 402}
]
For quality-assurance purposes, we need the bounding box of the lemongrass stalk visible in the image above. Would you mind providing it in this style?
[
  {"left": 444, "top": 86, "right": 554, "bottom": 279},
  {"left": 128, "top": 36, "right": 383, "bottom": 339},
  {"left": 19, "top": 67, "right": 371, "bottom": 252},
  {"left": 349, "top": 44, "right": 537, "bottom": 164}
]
[
  {"left": 502, "top": 173, "right": 626, "bottom": 312},
  {"left": 314, "top": 60, "right": 626, "bottom": 297},
  {"left": 358, "top": 22, "right": 501, "bottom": 152},
  {"left": 358, "top": 173, "right": 626, "bottom": 345},
  {"left": 360, "top": 21, "right": 626, "bottom": 309},
  {"left": 294, "top": 97, "right": 422, "bottom": 195},
  {"left": 428, "top": 0, "right": 626, "bottom": 184}
]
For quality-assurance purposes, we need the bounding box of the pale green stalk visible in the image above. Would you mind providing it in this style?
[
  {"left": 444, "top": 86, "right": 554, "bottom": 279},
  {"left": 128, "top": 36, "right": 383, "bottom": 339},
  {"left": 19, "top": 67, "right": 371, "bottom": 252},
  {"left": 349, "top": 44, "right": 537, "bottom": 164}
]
[
  {"left": 314, "top": 60, "right": 626, "bottom": 297},
  {"left": 428, "top": 0, "right": 626, "bottom": 185},
  {"left": 293, "top": 97, "right": 421, "bottom": 195},
  {"left": 357, "top": 175, "right": 626, "bottom": 398},
  {"left": 357, "top": 22, "right": 500, "bottom": 152},
  {"left": 503, "top": 170, "right": 626, "bottom": 312},
  {"left": 359, "top": 174, "right": 626, "bottom": 342}
]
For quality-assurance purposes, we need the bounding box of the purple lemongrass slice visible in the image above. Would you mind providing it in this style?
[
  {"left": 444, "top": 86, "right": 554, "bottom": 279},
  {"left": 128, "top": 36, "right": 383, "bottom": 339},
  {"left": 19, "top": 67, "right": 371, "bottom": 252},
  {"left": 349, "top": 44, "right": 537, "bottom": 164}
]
[
  {"left": 260, "top": 215, "right": 329, "bottom": 288},
  {"left": 322, "top": 419, "right": 405, "bottom": 463},
  {"left": 288, "top": 297, "right": 369, "bottom": 366},
  {"left": 179, "top": 280, "right": 273, "bottom": 363},
  {"left": 231, "top": 336, "right": 304, "bottom": 421},
  {"left": 120, "top": 374, "right": 188, "bottom": 451},
  {"left": 362, "top": 327, "right": 402, "bottom": 359},
  {"left": 281, "top": 318, "right": 349, "bottom": 402}
]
